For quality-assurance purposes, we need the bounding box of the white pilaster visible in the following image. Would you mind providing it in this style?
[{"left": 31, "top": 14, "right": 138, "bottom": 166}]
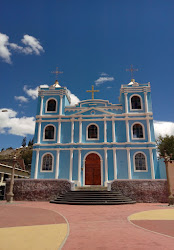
[
  {"left": 0, "top": 173, "right": 4, "bottom": 184},
  {"left": 78, "top": 149, "right": 81, "bottom": 186},
  {"left": 59, "top": 95, "right": 63, "bottom": 115},
  {"left": 126, "top": 119, "right": 130, "bottom": 142},
  {"left": 104, "top": 118, "right": 107, "bottom": 143},
  {"left": 127, "top": 148, "right": 132, "bottom": 179},
  {"left": 147, "top": 118, "right": 151, "bottom": 142},
  {"left": 57, "top": 120, "right": 61, "bottom": 143},
  {"left": 113, "top": 148, "right": 117, "bottom": 179},
  {"left": 55, "top": 149, "right": 60, "bottom": 179},
  {"left": 124, "top": 92, "right": 128, "bottom": 113},
  {"left": 112, "top": 118, "right": 116, "bottom": 142},
  {"left": 149, "top": 148, "right": 155, "bottom": 179},
  {"left": 34, "top": 150, "right": 39, "bottom": 179},
  {"left": 104, "top": 148, "right": 108, "bottom": 185},
  {"left": 144, "top": 91, "right": 148, "bottom": 113},
  {"left": 40, "top": 96, "right": 44, "bottom": 116},
  {"left": 37, "top": 121, "right": 41, "bottom": 144},
  {"left": 69, "top": 149, "right": 73, "bottom": 181},
  {"left": 79, "top": 119, "right": 82, "bottom": 143},
  {"left": 71, "top": 119, "right": 74, "bottom": 143}
]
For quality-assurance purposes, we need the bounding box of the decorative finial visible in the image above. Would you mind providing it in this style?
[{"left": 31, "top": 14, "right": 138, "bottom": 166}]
[
  {"left": 126, "top": 64, "right": 138, "bottom": 80},
  {"left": 86, "top": 85, "right": 99, "bottom": 99},
  {"left": 51, "top": 67, "right": 63, "bottom": 86}
]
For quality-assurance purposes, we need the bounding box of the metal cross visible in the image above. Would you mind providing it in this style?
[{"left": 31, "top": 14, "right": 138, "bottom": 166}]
[
  {"left": 51, "top": 67, "right": 63, "bottom": 79},
  {"left": 126, "top": 64, "right": 138, "bottom": 80},
  {"left": 86, "top": 85, "right": 99, "bottom": 100}
]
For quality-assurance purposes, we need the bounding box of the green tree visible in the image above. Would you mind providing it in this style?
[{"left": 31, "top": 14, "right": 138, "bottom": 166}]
[
  {"left": 21, "top": 149, "right": 33, "bottom": 170},
  {"left": 156, "top": 135, "right": 174, "bottom": 160},
  {"left": 22, "top": 137, "right": 27, "bottom": 147}
]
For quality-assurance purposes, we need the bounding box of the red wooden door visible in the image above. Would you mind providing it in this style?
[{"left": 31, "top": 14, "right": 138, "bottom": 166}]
[{"left": 85, "top": 153, "right": 101, "bottom": 185}]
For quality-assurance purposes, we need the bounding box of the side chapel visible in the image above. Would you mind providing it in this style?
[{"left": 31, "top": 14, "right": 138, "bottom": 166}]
[{"left": 31, "top": 73, "right": 161, "bottom": 186}]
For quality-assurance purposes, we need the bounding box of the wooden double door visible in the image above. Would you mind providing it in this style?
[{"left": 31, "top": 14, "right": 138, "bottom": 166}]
[{"left": 85, "top": 153, "right": 101, "bottom": 185}]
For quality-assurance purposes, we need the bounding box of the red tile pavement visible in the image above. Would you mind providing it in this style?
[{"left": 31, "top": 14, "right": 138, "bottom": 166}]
[
  {"left": 1, "top": 202, "right": 174, "bottom": 250},
  {"left": 131, "top": 220, "right": 174, "bottom": 238}
]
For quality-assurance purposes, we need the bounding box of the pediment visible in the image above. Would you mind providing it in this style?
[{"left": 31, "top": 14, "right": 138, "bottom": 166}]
[{"left": 72, "top": 107, "right": 116, "bottom": 116}]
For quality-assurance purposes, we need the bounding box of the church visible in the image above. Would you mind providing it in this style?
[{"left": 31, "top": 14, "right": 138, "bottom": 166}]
[{"left": 31, "top": 76, "right": 160, "bottom": 187}]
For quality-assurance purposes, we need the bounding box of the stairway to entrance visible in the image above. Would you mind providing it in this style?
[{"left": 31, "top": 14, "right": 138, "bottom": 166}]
[{"left": 50, "top": 186, "right": 136, "bottom": 205}]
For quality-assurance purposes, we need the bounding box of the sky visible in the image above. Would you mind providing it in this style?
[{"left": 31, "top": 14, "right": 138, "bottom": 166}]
[{"left": 0, "top": 0, "right": 174, "bottom": 150}]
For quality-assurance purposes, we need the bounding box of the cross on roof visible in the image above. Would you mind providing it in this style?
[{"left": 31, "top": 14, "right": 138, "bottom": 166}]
[
  {"left": 51, "top": 67, "right": 63, "bottom": 80},
  {"left": 126, "top": 64, "right": 138, "bottom": 80},
  {"left": 86, "top": 85, "right": 99, "bottom": 100}
]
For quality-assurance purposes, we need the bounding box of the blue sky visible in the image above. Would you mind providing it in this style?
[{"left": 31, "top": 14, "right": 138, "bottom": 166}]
[{"left": 0, "top": 0, "right": 174, "bottom": 150}]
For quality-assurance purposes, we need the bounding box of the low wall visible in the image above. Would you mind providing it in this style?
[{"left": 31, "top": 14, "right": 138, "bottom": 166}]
[
  {"left": 5, "top": 179, "right": 71, "bottom": 201},
  {"left": 111, "top": 180, "right": 168, "bottom": 203}
]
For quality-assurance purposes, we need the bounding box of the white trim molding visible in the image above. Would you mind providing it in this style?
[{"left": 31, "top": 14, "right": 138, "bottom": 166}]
[
  {"left": 86, "top": 123, "right": 99, "bottom": 141},
  {"left": 40, "top": 152, "right": 54, "bottom": 172},
  {"left": 55, "top": 149, "right": 60, "bottom": 179},
  {"left": 104, "top": 148, "right": 108, "bottom": 186},
  {"left": 40, "top": 96, "right": 44, "bottom": 116},
  {"left": 129, "top": 94, "right": 143, "bottom": 111},
  {"left": 37, "top": 121, "right": 41, "bottom": 144},
  {"left": 127, "top": 148, "right": 132, "bottom": 179},
  {"left": 133, "top": 151, "right": 148, "bottom": 172},
  {"left": 45, "top": 97, "right": 58, "bottom": 114},
  {"left": 124, "top": 92, "right": 128, "bottom": 113},
  {"left": 69, "top": 149, "right": 73, "bottom": 181},
  {"left": 57, "top": 121, "right": 61, "bottom": 143},
  {"left": 34, "top": 150, "right": 39, "bottom": 179},
  {"left": 113, "top": 148, "right": 117, "bottom": 179},
  {"left": 149, "top": 148, "right": 155, "bottom": 179},
  {"left": 83, "top": 151, "right": 103, "bottom": 187},
  {"left": 59, "top": 95, "right": 63, "bottom": 115},
  {"left": 43, "top": 124, "right": 56, "bottom": 141},
  {"left": 131, "top": 122, "right": 145, "bottom": 140},
  {"left": 78, "top": 149, "right": 82, "bottom": 186}
]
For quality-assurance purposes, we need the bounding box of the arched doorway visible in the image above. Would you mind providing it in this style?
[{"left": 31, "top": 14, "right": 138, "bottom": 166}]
[{"left": 85, "top": 153, "right": 101, "bottom": 185}]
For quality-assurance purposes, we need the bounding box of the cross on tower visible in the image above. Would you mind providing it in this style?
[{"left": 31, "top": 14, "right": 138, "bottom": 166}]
[
  {"left": 86, "top": 85, "right": 99, "bottom": 100},
  {"left": 126, "top": 64, "right": 138, "bottom": 80},
  {"left": 51, "top": 67, "right": 63, "bottom": 80}
]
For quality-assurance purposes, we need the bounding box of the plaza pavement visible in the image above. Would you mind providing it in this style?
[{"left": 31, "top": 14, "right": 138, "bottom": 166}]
[{"left": 0, "top": 201, "right": 174, "bottom": 250}]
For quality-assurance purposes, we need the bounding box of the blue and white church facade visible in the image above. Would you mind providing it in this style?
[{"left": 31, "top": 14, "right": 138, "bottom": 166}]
[{"left": 31, "top": 79, "right": 162, "bottom": 186}]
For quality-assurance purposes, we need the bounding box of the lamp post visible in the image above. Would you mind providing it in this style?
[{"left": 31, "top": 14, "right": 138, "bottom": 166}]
[
  {"left": 6, "top": 155, "right": 17, "bottom": 203},
  {"left": 160, "top": 151, "right": 174, "bottom": 206}
]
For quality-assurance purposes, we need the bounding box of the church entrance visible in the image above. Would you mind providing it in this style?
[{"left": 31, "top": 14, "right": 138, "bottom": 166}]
[{"left": 85, "top": 153, "right": 101, "bottom": 185}]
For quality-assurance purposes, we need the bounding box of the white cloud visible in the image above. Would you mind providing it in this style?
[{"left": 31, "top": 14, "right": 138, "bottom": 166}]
[
  {"left": 0, "top": 33, "right": 12, "bottom": 63},
  {"left": 107, "top": 86, "right": 112, "bottom": 89},
  {"left": 21, "top": 35, "right": 44, "bottom": 55},
  {"left": 14, "top": 96, "right": 28, "bottom": 103},
  {"left": 0, "top": 33, "right": 44, "bottom": 64},
  {"left": 23, "top": 84, "right": 49, "bottom": 100},
  {"left": 0, "top": 109, "right": 35, "bottom": 136},
  {"left": 154, "top": 120, "right": 174, "bottom": 139},
  {"left": 67, "top": 90, "right": 80, "bottom": 106},
  {"left": 95, "top": 76, "right": 114, "bottom": 86},
  {"left": 100, "top": 72, "right": 108, "bottom": 76}
]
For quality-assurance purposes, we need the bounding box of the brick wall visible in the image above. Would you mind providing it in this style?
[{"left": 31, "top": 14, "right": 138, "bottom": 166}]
[
  {"left": 6, "top": 179, "right": 71, "bottom": 201},
  {"left": 111, "top": 180, "right": 168, "bottom": 203}
]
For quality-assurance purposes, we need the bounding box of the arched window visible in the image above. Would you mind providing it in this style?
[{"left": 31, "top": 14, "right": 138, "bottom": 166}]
[
  {"left": 47, "top": 99, "right": 56, "bottom": 112},
  {"left": 131, "top": 95, "right": 141, "bottom": 109},
  {"left": 134, "top": 153, "right": 147, "bottom": 171},
  {"left": 42, "top": 154, "right": 53, "bottom": 171},
  {"left": 44, "top": 125, "right": 55, "bottom": 140},
  {"left": 88, "top": 124, "right": 98, "bottom": 139},
  {"left": 133, "top": 123, "right": 144, "bottom": 138}
]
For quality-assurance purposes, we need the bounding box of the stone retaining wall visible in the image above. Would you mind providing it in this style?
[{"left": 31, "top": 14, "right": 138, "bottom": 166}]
[
  {"left": 5, "top": 179, "right": 71, "bottom": 201},
  {"left": 111, "top": 180, "right": 168, "bottom": 203}
]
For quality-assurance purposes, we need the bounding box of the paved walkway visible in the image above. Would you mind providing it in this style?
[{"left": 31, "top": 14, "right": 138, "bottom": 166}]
[{"left": 0, "top": 201, "right": 174, "bottom": 250}]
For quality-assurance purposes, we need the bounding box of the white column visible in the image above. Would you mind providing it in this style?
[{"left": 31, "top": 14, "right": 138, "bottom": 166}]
[
  {"left": 127, "top": 148, "right": 132, "bottom": 179},
  {"left": 55, "top": 149, "right": 60, "bottom": 179},
  {"left": 0, "top": 173, "right": 4, "bottom": 184},
  {"left": 112, "top": 119, "right": 116, "bottom": 142},
  {"left": 59, "top": 95, "right": 63, "bottom": 115},
  {"left": 146, "top": 118, "right": 151, "bottom": 142},
  {"left": 78, "top": 149, "right": 81, "bottom": 186},
  {"left": 126, "top": 119, "right": 130, "bottom": 142},
  {"left": 37, "top": 121, "right": 41, "bottom": 144},
  {"left": 124, "top": 93, "right": 128, "bottom": 113},
  {"left": 71, "top": 119, "right": 74, "bottom": 143},
  {"left": 149, "top": 148, "right": 155, "bottom": 179},
  {"left": 57, "top": 120, "right": 61, "bottom": 143},
  {"left": 79, "top": 119, "right": 82, "bottom": 143},
  {"left": 40, "top": 96, "right": 44, "bottom": 116},
  {"left": 69, "top": 149, "right": 73, "bottom": 181},
  {"left": 144, "top": 91, "right": 148, "bottom": 113},
  {"left": 34, "top": 150, "right": 39, "bottom": 179},
  {"left": 113, "top": 148, "right": 117, "bottom": 179},
  {"left": 104, "top": 148, "right": 108, "bottom": 185},
  {"left": 104, "top": 119, "right": 107, "bottom": 143}
]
